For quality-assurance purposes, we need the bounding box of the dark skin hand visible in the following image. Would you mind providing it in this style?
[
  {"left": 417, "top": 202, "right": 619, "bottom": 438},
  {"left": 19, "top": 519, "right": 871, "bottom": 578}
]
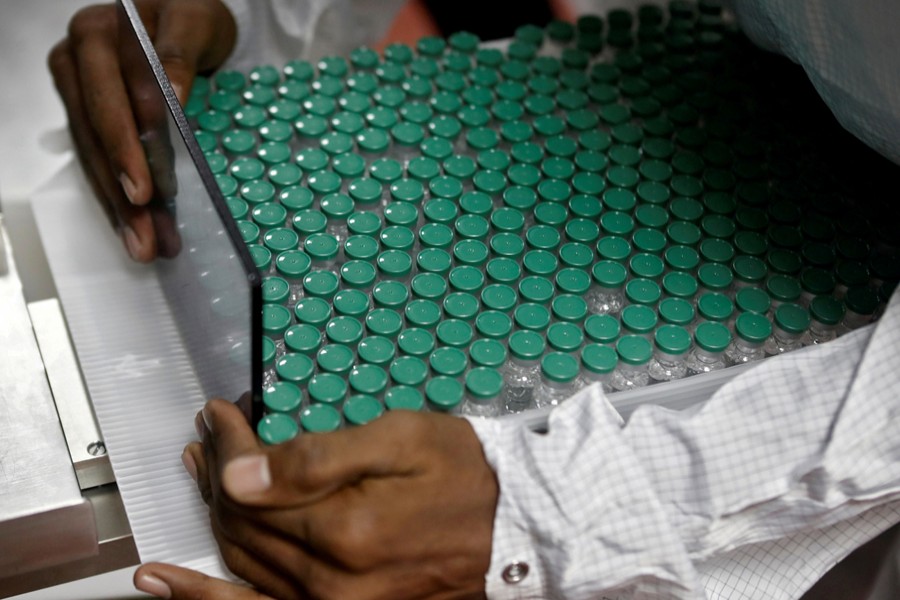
[
  {"left": 48, "top": 0, "right": 236, "bottom": 262},
  {"left": 135, "top": 400, "right": 499, "bottom": 599}
]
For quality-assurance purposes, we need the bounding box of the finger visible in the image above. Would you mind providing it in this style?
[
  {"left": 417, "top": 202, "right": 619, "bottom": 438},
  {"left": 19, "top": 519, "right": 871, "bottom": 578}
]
[
  {"left": 183, "top": 442, "right": 212, "bottom": 504},
  {"left": 68, "top": 5, "right": 154, "bottom": 208},
  {"left": 222, "top": 411, "right": 425, "bottom": 507},
  {"left": 210, "top": 522, "right": 307, "bottom": 600},
  {"left": 199, "top": 399, "right": 261, "bottom": 510},
  {"left": 154, "top": 0, "right": 237, "bottom": 103},
  {"left": 134, "top": 562, "right": 274, "bottom": 600}
]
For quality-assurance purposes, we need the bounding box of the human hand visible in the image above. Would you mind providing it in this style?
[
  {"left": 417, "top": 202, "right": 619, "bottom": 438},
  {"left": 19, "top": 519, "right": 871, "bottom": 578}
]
[
  {"left": 48, "top": 0, "right": 236, "bottom": 262},
  {"left": 139, "top": 399, "right": 499, "bottom": 599}
]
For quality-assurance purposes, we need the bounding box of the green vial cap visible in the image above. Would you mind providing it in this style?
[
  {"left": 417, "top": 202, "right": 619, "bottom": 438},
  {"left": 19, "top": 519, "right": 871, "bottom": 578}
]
[
  {"left": 559, "top": 243, "right": 594, "bottom": 270},
  {"left": 639, "top": 177, "right": 673, "bottom": 204},
  {"left": 523, "top": 250, "right": 558, "bottom": 278},
  {"left": 733, "top": 287, "right": 771, "bottom": 316},
  {"left": 630, "top": 253, "right": 666, "bottom": 280},
  {"left": 556, "top": 268, "right": 592, "bottom": 296},
  {"left": 622, "top": 304, "right": 657, "bottom": 335},
  {"left": 411, "top": 271, "right": 448, "bottom": 300},
  {"left": 346, "top": 211, "right": 382, "bottom": 238},
  {"left": 584, "top": 314, "right": 620, "bottom": 344},
  {"left": 383, "top": 203, "right": 419, "bottom": 229},
  {"left": 400, "top": 100, "right": 434, "bottom": 124},
  {"left": 376, "top": 249, "right": 413, "bottom": 278},
  {"left": 416, "top": 247, "right": 452, "bottom": 275},
  {"left": 303, "top": 270, "right": 340, "bottom": 300},
  {"left": 457, "top": 192, "right": 492, "bottom": 218},
  {"left": 262, "top": 303, "right": 292, "bottom": 337},
  {"left": 845, "top": 286, "right": 879, "bottom": 316},
  {"left": 283, "top": 323, "right": 321, "bottom": 356},
  {"left": 423, "top": 198, "right": 458, "bottom": 225},
  {"left": 348, "top": 363, "right": 388, "bottom": 396},
  {"left": 268, "top": 163, "right": 303, "bottom": 188},
  {"left": 625, "top": 278, "right": 662, "bottom": 306},
  {"left": 294, "top": 148, "right": 329, "bottom": 173},
  {"left": 490, "top": 233, "right": 526, "bottom": 261},
  {"left": 698, "top": 263, "right": 733, "bottom": 292},
  {"left": 596, "top": 236, "right": 631, "bottom": 262},
  {"left": 257, "top": 413, "right": 299, "bottom": 445},
  {"left": 455, "top": 214, "right": 490, "bottom": 241},
  {"left": 534, "top": 202, "right": 569, "bottom": 228},
  {"left": 481, "top": 284, "right": 517, "bottom": 313},
  {"left": 547, "top": 322, "right": 584, "bottom": 352},
  {"left": 518, "top": 276, "right": 555, "bottom": 305},
  {"left": 425, "top": 377, "right": 464, "bottom": 411},
  {"left": 343, "top": 394, "right": 384, "bottom": 426},
  {"left": 316, "top": 343, "right": 355, "bottom": 376},
  {"left": 768, "top": 249, "right": 803, "bottom": 276},
  {"left": 633, "top": 228, "right": 667, "bottom": 254},
  {"left": 659, "top": 297, "right": 695, "bottom": 326},
  {"left": 773, "top": 303, "right": 810, "bottom": 334},
  {"left": 308, "top": 372, "right": 347, "bottom": 406},
  {"left": 732, "top": 255, "right": 768, "bottom": 284},
  {"left": 509, "top": 330, "right": 545, "bottom": 361},
  {"left": 466, "top": 367, "right": 504, "bottom": 399},
  {"left": 380, "top": 226, "right": 416, "bottom": 251},
  {"left": 357, "top": 335, "right": 396, "bottom": 366},
  {"left": 552, "top": 294, "right": 588, "bottom": 323},
  {"left": 475, "top": 310, "right": 513, "bottom": 340},
  {"left": 277, "top": 186, "right": 313, "bottom": 213},
  {"left": 300, "top": 404, "right": 342, "bottom": 433},
  {"left": 435, "top": 318, "right": 475, "bottom": 349},
  {"left": 654, "top": 324, "right": 691, "bottom": 355},
  {"left": 405, "top": 299, "right": 442, "bottom": 330},
  {"left": 258, "top": 119, "right": 294, "bottom": 144},
  {"left": 252, "top": 202, "right": 288, "bottom": 229},
  {"left": 231, "top": 157, "right": 267, "bottom": 183},
  {"left": 801, "top": 267, "right": 836, "bottom": 297},
  {"left": 443, "top": 292, "right": 480, "bottom": 321},
  {"left": 444, "top": 155, "right": 478, "bottom": 180},
  {"left": 238, "top": 221, "right": 260, "bottom": 245},
  {"left": 325, "top": 316, "right": 364, "bottom": 347},
  {"left": 592, "top": 260, "right": 627, "bottom": 288},
  {"left": 511, "top": 140, "right": 545, "bottom": 165},
  {"left": 227, "top": 197, "right": 249, "bottom": 221},
  {"left": 372, "top": 280, "right": 410, "bottom": 310},
  {"left": 430, "top": 346, "right": 469, "bottom": 378},
  {"left": 263, "top": 227, "right": 300, "bottom": 254},
  {"left": 582, "top": 344, "right": 618, "bottom": 375},
  {"left": 424, "top": 136, "right": 457, "bottom": 161},
  {"left": 810, "top": 295, "right": 845, "bottom": 326},
  {"left": 469, "top": 338, "right": 507, "bottom": 368},
  {"left": 540, "top": 351, "right": 579, "bottom": 382},
  {"left": 526, "top": 225, "right": 561, "bottom": 252},
  {"left": 262, "top": 276, "right": 290, "bottom": 305},
  {"left": 485, "top": 257, "right": 522, "bottom": 284},
  {"left": 600, "top": 211, "right": 635, "bottom": 237},
  {"left": 391, "top": 354, "right": 429, "bottom": 386},
  {"left": 343, "top": 235, "right": 379, "bottom": 262},
  {"left": 332, "top": 152, "right": 366, "bottom": 180},
  {"left": 693, "top": 321, "right": 731, "bottom": 353},
  {"left": 514, "top": 302, "right": 552, "bottom": 332},
  {"left": 602, "top": 188, "right": 636, "bottom": 213},
  {"left": 356, "top": 127, "right": 390, "bottom": 154},
  {"left": 383, "top": 384, "right": 425, "bottom": 411},
  {"left": 766, "top": 274, "right": 802, "bottom": 303},
  {"left": 293, "top": 297, "right": 332, "bottom": 329},
  {"left": 506, "top": 165, "right": 541, "bottom": 191},
  {"left": 249, "top": 245, "right": 273, "bottom": 271},
  {"left": 697, "top": 292, "right": 734, "bottom": 323},
  {"left": 384, "top": 42, "right": 414, "bottom": 64},
  {"left": 263, "top": 379, "right": 303, "bottom": 416},
  {"left": 662, "top": 271, "right": 698, "bottom": 300},
  {"left": 735, "top": 312, "right": 773, "bottom": 344},
  {"left": 615, "top": 334, "right": 652, "bottom": 366},
  {"left": 430, "top": 176, "right": 464, "bottom": 201},
  {"left": 333, "top": 289, "right": 370, "bottom": 318},
  {"left": 260, "top": 336, "right": 277, "bottom": 367},
  {"left": 472, "top": 169, "right": 507, "bottom": 196},
  {"left": 266, "top": 352, "right": 318, "bottom": 384}
]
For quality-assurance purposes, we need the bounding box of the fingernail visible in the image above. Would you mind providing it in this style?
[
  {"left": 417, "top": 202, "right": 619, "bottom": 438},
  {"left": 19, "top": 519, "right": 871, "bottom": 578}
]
[
  {"left": 135, "top": 574, "right": 171, "bottom": 599},
  {"left": 181, "top": 448, "right": 198, "bottom": 482},
  {"left": 194, "top": 411, "right": 205, "bottom": 438},
  {"left": 120, "top": 173, "right": 138, "bottom": 205},
  {"left": 123, "top": 227, "right": 143, "bottom": 261},
  {"left": 201, "top": 407, "right": 213, "bottom": 434},
  {"left": 171, "top": 83, "right": 185, "bottom": 103},
  {"left": 224, "top": 455, "right": 271, "bottom": 500}
]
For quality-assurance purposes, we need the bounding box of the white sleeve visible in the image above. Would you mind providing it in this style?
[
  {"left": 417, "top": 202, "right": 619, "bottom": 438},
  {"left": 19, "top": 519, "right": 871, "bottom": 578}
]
[
  {"left": 219, "top": 0, "right": 405, "bottom": 72},
  {"left": 468, "top": 290, "right": 900, "bottom": 599},
  {"left": 729, "top": 0, "right": 900, "bottom": 164}
]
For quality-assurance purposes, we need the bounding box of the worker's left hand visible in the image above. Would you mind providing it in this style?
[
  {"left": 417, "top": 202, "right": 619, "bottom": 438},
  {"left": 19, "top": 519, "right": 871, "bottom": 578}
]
[{"left": 137, "top": 399, "right": 498, "bottom": 599}]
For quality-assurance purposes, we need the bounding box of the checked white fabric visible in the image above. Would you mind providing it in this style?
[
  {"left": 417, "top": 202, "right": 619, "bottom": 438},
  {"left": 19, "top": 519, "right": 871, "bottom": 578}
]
[{"left": 468, "top": 289, "right": 900, "bottom": 599}]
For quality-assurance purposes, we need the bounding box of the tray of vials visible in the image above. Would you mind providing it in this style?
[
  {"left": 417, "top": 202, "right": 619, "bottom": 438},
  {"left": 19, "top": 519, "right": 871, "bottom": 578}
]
[{"left": 182, "top": 0, "right": 899, "bottom": 442}]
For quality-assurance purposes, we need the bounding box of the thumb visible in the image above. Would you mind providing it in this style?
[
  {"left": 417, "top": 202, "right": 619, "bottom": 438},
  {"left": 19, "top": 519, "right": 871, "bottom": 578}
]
[
  {"left": 222, "top": 411, "right": 421, "bottom": 507},
  {"left": 134, "top": 563, "right": 273, "bottom": 599}
]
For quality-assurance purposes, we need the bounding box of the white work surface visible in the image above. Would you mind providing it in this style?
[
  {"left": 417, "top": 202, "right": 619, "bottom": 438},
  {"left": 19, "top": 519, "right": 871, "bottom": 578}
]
[{"left": 1, "top": 1, "right": 146, "bottom": 598}]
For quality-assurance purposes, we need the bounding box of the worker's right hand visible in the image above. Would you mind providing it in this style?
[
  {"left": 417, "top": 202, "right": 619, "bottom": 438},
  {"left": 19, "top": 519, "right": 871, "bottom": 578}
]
[{"left": 48, "top": 0, "right": 236, "bottom": 262}]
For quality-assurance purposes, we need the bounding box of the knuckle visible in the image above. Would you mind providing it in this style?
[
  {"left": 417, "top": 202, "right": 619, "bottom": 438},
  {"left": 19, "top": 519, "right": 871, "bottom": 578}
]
[
  {"left": 47, "top": 41, "right": 70, "bottom": 77},
  {"left": 68, "top": 4, "right": 117, "bottom": 45},
  {"left": 328, "top": 507, "right": 379, "bottom": 570}
]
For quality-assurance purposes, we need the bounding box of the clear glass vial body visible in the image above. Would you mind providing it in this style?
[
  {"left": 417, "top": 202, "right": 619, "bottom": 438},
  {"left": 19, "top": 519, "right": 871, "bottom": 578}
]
[
  {"left": 500, "top": 356, "right": 540, "bottom": 413},
  {"left": 685, "top": 346, "right": 727, "bottom": 375}
]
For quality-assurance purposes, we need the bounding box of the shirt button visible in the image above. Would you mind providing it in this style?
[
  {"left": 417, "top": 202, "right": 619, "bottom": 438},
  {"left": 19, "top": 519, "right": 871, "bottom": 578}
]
[{"left": 502, "top": 561, "right": 529, "bottom": 584}]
